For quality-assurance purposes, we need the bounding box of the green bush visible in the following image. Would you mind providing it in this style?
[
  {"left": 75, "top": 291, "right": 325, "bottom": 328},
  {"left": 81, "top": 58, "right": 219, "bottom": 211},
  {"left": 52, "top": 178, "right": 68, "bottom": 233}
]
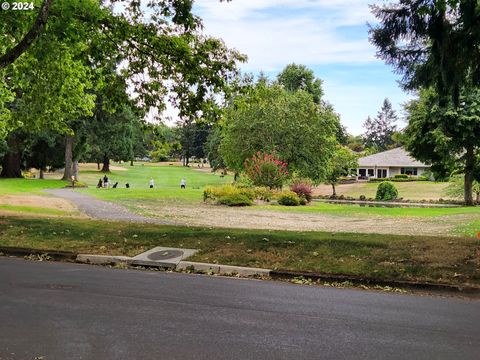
[
  {"left": 394, "top": 174, "right": 409, "bottom": 179},
  {"left": 375, "top": 181, "right": 399, "bottom": 201},
  {"left": 254, "top": 187, "right": 274, "bottom": 202},
  {"left": 203, "top": 184, "right": 255, "bottom": 202},
  {"left": 277, "top": 191, "right": 301, "bottom": 206},
  {"left": 217, "top": 194, "right": 253, "bottom": 206}
]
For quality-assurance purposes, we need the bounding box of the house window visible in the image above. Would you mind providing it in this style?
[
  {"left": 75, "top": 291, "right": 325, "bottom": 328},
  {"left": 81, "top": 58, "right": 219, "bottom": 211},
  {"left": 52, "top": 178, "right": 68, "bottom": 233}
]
[
  {"left": 401, "top": 167, "right": 418, "bottom": 176},
  {"left": 367, "top": 169, "right": 374, "bottom": 176},
  {"left": 377, "top": 169, "right": 387, "bottom": 178},
  {"left": 359, "top": 169, "right": 366, "bottom": 177}
]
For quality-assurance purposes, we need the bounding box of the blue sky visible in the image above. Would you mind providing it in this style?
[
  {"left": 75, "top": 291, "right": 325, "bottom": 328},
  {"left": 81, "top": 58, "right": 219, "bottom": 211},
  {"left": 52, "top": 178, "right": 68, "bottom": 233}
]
[{"left": 193, "top": 0, "right": 412, "bottom": 135}]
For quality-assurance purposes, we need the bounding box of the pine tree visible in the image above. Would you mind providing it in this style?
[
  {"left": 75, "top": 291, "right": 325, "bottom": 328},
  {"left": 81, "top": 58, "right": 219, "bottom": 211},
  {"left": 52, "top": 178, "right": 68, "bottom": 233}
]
[{"left": 363, "top": 98, "right": 398, "bottom": 151}]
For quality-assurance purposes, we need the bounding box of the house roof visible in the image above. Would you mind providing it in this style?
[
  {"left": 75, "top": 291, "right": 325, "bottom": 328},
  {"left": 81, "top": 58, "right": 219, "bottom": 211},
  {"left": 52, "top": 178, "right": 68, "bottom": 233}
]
[{"left": 358, "top": 147, "right": 429, "bottom": 168}]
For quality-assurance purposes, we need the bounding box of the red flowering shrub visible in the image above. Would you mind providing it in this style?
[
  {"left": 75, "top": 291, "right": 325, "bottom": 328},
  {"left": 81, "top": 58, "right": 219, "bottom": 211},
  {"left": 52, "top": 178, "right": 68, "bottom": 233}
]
[
  {"left": 244, "top": 152, "right": 289, "bottom": 189},
  {"left": 290, "top": 180, "right": 313, "bottom": 203}
]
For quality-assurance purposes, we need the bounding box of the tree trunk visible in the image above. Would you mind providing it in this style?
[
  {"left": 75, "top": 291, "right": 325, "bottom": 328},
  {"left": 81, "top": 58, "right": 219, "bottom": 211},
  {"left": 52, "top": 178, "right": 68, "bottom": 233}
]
[
  {"left": 39, "top": 168, "right": 44, "bottom": 179},
  {"left": 331, "top": 183, "right": 337, "bottom": 198},
  {"left": 0, "top": 134, "right": 23, "bottom": 178},
  {"left": 130, "top": 159, "right": 134, "bottom": 166},
  {"left": 97, "top": 162, "right": 100, "bottom": 170},
  {"left": 101, "top": 154, "right": 110, "bottom": 172},
  {"left": 73, "top": 160, "right": 79, "bottom": 180},
  {"left": 62, "top": 135, "right": 74, "bottom": 180},
  {"left": 464, "top": 145, "right": 475, "bottom": 206}
]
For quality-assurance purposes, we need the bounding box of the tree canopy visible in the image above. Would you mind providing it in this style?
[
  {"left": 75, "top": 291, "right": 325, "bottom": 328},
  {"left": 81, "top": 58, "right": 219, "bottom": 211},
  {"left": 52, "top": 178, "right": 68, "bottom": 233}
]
[{"left": 220, "top": 82, "right": 338, "bottom": 183}]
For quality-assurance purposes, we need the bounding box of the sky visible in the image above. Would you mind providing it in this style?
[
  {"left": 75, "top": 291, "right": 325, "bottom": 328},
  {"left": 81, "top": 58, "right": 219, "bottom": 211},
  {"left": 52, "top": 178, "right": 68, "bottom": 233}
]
[{"left": 192, "top": 0, "right": 412, "bottom": 135}]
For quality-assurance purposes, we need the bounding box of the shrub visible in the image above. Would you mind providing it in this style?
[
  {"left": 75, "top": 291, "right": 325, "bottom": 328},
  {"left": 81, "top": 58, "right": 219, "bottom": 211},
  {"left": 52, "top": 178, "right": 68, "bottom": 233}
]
[
  {"left": 217, "top": 194, "right": 253, "bottom": 206},
  {"left": 254, "top": 187, "right": 274, "bottom": 202},
  {"left": 290, "top": 180, "right": 313, "bottom": 203},
  {"left": 375, "top": 181, "right": 398, "bottom": 201},
  {"left": 204, "top": 184, "right": 256, "bottom": 202},
  {"left": 277, "top": 191, "right": 301, "bottom": 206},
  {"left": 234, "top": 174, "right": 254, "bottom": 188},
  {"left": 394, "top": 174, "right": 409, "bottom": 179},
  {"left": 359, "top": 195, "right": 366, "bottom": 201},
  {"left": 244, "top": 152, "right": 288, "bottom": 189}
]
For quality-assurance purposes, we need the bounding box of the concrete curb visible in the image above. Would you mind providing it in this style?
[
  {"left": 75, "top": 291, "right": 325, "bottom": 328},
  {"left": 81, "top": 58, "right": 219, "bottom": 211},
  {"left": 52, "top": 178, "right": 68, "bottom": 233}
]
[
  {"left": 177, "top": 261, "right": 271, "bottom": 277},
  {"left": 270, "top": 270, "right": 480, "bottom": 294},
  {"left": 1, "top": 247, "right": 479, "bottom": 294},
  {"left": 76, "top": 254, "right": 132, "bottom": 265}
]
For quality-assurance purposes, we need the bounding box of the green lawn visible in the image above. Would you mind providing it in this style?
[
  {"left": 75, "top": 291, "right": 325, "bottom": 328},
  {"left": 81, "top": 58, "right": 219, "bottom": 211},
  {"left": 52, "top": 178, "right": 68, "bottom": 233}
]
[
  {"left": 78, "top": 163, "right": 232, "bottom": 205},
  {"left": 1, "top": 215, "right": 479, "bottom": 286},
  {"left": 0, "top": 178, "right": 67, "bottom": 195},
  {"left": 257, "top": 201, "right": 480, "bottom": 218},
  {"left": 315, "top": 181, "right": 452, "bottom": 201}
]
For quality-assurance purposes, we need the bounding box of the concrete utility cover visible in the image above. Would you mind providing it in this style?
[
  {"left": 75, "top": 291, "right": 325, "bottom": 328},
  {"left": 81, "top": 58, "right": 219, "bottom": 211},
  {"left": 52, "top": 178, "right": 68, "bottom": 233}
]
[{"left": 131, "top": 247, "right": 198, "bottom": 268}]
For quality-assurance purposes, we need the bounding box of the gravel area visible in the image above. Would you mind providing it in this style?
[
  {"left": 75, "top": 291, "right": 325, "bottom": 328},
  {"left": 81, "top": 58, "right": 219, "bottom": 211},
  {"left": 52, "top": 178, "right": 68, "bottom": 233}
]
[{"left": 137, "top": 203, "right": 464, "bottom": 236}]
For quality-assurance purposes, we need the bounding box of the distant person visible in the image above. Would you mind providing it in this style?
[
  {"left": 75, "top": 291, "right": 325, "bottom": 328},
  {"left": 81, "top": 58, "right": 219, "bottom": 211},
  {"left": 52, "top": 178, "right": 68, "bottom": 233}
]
[
  {"left": 125, "top": 183, "right": 130, "bottom": 189},
  {"left": 149, "top": 178, "right": 154, "bottom": 189},
  {"left": 96, "top": 179, "right": 103, "bottom": 188},
  {"left": 180, "top": 178, "right": 186, "bottom": 189},
  {"left": 112, "top": 182, "right": 118, "bottom": 188},
  {"left": 103, "top": 175, "right": 109, "bottom": 188}
]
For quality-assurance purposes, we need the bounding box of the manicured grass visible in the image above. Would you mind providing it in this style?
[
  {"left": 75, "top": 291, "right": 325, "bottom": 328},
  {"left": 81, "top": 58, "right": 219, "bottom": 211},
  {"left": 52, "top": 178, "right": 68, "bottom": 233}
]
[
  {"left": 78, "top": 163, "right": 232, "bottom": 205},
  {"left": 0, "top": 205, "right": 70, "bottom": 216},
  {"left": 315, "top": 181, "right": 452, "bottom": 201},
  {"left": 1, "top": 216, "right": 479, "bottom": 286},
  {"left": 257, "top": 201, "right": 480, "bottom": 218},
  {"left": 0, "top": 178, "right": 68, "bottom": 195}
]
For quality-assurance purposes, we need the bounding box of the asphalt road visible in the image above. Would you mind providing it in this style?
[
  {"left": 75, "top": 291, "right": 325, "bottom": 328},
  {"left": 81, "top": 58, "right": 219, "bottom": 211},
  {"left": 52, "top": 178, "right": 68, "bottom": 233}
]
[{"left": 1, "top": 258, "right": 479, "bottom": 360}]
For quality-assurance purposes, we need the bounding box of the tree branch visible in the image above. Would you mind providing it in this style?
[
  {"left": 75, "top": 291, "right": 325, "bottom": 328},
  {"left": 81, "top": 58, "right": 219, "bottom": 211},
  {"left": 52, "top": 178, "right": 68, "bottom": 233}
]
[{"left": 0, "top": 0, "right": 54, "bottom": 69}]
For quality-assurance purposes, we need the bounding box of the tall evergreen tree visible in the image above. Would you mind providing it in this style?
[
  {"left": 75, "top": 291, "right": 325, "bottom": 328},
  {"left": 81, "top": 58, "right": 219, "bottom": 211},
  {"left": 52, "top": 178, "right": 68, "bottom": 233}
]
[{"left": 363, "top": 98, "right": 398, "bottom": 151}]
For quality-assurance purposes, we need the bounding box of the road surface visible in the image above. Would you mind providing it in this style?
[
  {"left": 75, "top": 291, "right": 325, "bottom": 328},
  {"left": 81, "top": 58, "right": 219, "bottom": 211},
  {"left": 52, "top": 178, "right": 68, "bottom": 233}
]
[{"left": 1, "top": 258, "right": 479, "bottom": 359}]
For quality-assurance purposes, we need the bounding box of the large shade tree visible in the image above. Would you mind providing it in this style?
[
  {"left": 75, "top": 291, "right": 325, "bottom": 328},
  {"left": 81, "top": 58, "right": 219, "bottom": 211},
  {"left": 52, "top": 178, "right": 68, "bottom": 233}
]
[
  {"left": 0, "top": 0, "right": 245, "bottom": 178},
  {"left": 404, "top": 87, "right": 480, "bottom": 204},
  {"left": 220, "top": 83, "right": 338, "bottom": 184},
  {"left": 369, "top": 0, "right": 480, "bottom": 205}
]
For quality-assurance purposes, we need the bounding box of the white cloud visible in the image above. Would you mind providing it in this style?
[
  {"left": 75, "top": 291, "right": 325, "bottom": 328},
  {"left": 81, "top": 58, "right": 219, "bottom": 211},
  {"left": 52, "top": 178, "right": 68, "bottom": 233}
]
[{"left": 194, "top": 0, "right": 382, "bottom": 70}]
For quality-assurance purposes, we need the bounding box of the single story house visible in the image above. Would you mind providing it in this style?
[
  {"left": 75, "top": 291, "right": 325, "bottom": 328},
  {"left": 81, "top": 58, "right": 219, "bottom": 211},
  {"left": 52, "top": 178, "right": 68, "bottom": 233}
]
[{"left": 356, "top": 147, "right": 430, "bottom": 180}]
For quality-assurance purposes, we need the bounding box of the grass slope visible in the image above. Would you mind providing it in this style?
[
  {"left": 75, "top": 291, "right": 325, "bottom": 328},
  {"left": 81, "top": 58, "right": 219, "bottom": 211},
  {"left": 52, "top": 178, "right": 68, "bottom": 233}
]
[{"left": 1, "top": 216, "right": 479, "bottom": 286}]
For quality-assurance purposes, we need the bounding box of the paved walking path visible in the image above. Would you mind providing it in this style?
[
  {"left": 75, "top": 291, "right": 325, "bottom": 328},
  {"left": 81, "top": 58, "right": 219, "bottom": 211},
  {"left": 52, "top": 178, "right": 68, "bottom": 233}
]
[{"left": 46, "top": 189, "right": 178, "bottom": 225}]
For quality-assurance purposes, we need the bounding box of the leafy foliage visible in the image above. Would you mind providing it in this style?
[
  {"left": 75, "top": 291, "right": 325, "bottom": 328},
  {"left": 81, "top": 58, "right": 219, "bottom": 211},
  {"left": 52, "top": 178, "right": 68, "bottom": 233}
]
[
  {"left": 217, "top": 194, "right": 253, "bottom": 207},
  {"left": 244, "top": 152, "right": 289, "bottom": 189},
  {"left": 325, "top": 146, "right": 358, "bottom": 196},
  {"left": 404, "top": 87, "right": 480, "bottom": 204},
  {"left": 290, "top": 180, "right": 313, "bottom": 203},
  {"left": 220, "top": 82, "right": 337, "bottom": 183},
  {"left": 277, "top": 191, "right": 301, "bottom": 206},
  {"left": 446, "top": 175, "right": 480, "bottom": 203},
  {"left": 277, "top": 63, "right": 323, "bottom": 104},
  {"left": 375, "top": 182, "right": 399, "bottom": 201}
]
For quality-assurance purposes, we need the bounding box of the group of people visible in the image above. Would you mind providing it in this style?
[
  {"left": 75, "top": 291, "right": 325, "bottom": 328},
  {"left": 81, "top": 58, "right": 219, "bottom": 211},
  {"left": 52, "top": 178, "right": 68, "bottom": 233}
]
[
  {"left": 96, "top": 175, "right": 129, "bottom": 189},
  {"left": 96, "top": 175, "right": 186, "bottom": 189}
]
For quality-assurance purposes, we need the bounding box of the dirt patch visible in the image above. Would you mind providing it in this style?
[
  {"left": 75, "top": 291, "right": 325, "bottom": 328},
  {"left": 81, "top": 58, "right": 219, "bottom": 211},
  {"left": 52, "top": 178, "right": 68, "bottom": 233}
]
[
  {"left": 139, "top": 203, "right": 460, "bottom": 236},
  {"left": 0, "top": 195, "right": 78, "bottom": 212}
]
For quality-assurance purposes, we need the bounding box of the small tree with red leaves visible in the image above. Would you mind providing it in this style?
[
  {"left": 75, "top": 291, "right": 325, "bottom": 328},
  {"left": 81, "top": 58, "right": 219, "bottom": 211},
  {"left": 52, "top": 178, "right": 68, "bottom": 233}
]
[{"left": 244, "top": 152, "right": 289, "bottom": 189}]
